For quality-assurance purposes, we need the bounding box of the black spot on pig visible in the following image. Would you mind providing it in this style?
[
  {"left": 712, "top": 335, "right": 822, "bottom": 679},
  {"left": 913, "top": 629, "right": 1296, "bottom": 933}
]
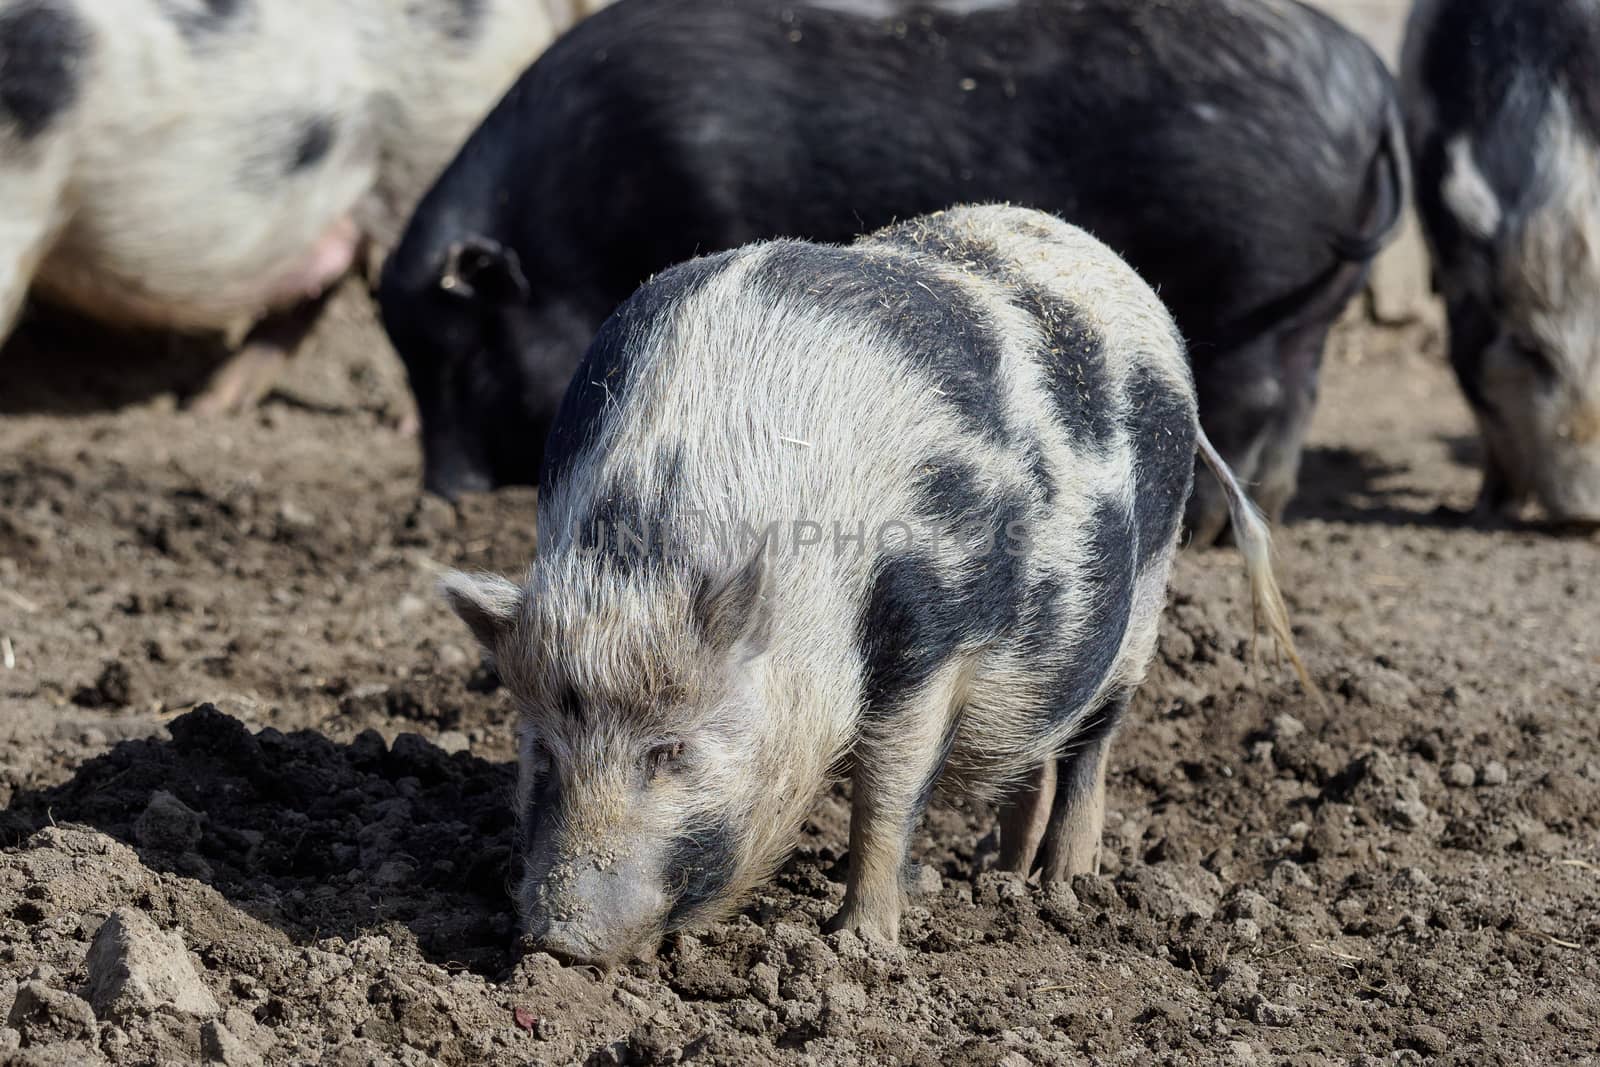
[
  {"left": 1126, "top": 368, "right": 1196, "bottom": 569},
  {"left": 0, "top": 1, "right": 88, "bottom": 143},
  {"left": 542, "top": 251, "right": 736, "bottom": 490},
  {"left": 913, "top": 458, "right": 1031, "bottom": 633},
  {"left": 664, "top": 819, "right": 737, "bottom": 927},
  {"left": 649, "top": 444, "right": 686, "bottom": 512},
  {"left": 578, "top": 479, "right": 663, "bottom": 575},
  {"left": 858, "top": 552, "right": 962, "bottom": 719},
  {"left": 163, "top": 0, "right": 249, "bottom": 40},
  {"left": 914, "top": 456, "right": 990, "bottom": 529},
  {"left": 1020, "top": 498, "right": 1135, "bottom": 727},
  {"left": 882, "top": 219, "right": 1116, "bottom": 446},
  {"left": 575, "top": 448, "right": 689, "bottom": 575},
  {"left": 877, "top": 218, "right": 1014, "bottom": 280},
  {"left": 755, "top": 243, "right": 1008, "bottom": 445},
  {"left": 556, "top": 686, "right": 583, "bottom": 721},
  {"left": 1029, "top": 293, "right": 1114, "bottom": 446},
  {"left": 289, "top": 116, "right": 335, "bottom": 173},
  {"left": 859, "top": 477, "right": 1031, "bottom": 719}
]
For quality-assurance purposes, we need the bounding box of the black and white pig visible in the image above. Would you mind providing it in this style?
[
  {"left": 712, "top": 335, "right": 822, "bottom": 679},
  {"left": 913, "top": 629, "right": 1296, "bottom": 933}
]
[
  {"left": 0, "top": 0, "right": 603, "bottom": 412},
  {"left": 381, "top": 0, "right": 1407, "bottom": 541},
  {"left": 438, "top": 205, "right": 1315, "bottom": 964},
  {"left": 1402, "top": 0, "right": 1600, "bottom": 523}
]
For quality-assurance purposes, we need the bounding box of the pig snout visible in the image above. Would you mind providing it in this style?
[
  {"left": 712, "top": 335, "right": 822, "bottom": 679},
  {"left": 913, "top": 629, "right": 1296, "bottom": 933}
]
[
  {"left": 529, "top": 920, "right": 606, "bottom": 964},
  {"left": 521, "top": 857, "right": 669, "bottom": 966},
  {"left": 1539, "top": 423, "right": 1600, "bottom": 525}
]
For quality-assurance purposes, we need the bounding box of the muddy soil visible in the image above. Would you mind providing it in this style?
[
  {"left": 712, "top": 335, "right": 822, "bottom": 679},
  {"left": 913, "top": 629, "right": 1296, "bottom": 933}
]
[{"left": 0, "top": 288, "right": 1596, "bottom": 1066}]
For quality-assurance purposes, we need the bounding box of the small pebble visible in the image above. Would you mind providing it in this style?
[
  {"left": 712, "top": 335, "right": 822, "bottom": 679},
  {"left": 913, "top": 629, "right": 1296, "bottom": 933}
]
[
  {"left": 1269, "top": 714, "right": 1305, "bottom": 740},
  {"left": 1479, "top": 761, "right": 1508, "bottom": 787},
  {"left": 1442, "top": 762, "right": 1475, "bottom": 788},
  {"left": 1391, "top": 798, "right": 1431, "bottom": 829},
  {"left": 1249, "top": 996, "right": 1300, "bottom": 1026},
  {"left": 435, "top": 731, "right": 470, "bottom": 755},
  {"left": 1402, "top": 1024, "right": 1449, "bottom": 1056}
]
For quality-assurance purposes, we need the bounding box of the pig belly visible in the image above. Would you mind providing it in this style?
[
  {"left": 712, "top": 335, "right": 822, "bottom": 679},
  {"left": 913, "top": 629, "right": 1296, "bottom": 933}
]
[
  {"left": 35, "top": 208, "right": 368, "bottom": 336},
  {"left": 260, "top": 217, "right": 363, "bottom": 307}
]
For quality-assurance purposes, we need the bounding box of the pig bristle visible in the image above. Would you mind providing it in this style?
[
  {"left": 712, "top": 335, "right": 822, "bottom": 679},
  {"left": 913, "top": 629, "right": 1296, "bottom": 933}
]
[{"left": 1196, "top": 428, "right": 1325, "bottom": 709}]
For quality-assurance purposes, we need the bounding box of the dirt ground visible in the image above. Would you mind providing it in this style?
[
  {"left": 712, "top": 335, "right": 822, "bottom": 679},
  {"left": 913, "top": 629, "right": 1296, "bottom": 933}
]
[{"left": 0, "top": 286, "right": 1596, "bottom": 1067}]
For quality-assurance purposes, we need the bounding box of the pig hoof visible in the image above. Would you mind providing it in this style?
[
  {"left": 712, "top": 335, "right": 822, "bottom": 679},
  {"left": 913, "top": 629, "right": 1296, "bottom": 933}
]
[
  {"left": 823, "top": 905, "right": 900, "bottom": 945},
  {"left": 1468, "top": 499, "right": 1522, "bottom": 531}
]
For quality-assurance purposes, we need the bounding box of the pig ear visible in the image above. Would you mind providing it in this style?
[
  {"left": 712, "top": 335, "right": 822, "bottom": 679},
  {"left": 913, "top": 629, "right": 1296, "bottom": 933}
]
[
  {"left": 439, "top": 570, "right": 524, "bottom": 651},
  {"left": 694, "top": 533, "right": 774, "bottom": 655},
  {"left": 439, "top": 237, "right": 530, "bottom": 305}
]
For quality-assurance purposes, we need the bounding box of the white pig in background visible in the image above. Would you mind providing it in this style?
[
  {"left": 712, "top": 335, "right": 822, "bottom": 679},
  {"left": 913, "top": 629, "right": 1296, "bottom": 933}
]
[{"left": 0, "top": 0, "right": 597, "bottom": 410}]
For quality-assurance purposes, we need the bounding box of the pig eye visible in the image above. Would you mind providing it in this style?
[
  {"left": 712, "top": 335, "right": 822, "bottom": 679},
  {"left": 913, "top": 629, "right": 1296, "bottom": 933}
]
[{"left": 644, "top": 738, "right": 686, "bottom": 782}]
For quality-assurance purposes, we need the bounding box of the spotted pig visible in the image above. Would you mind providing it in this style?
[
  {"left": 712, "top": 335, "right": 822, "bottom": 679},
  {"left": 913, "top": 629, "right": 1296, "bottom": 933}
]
[
  {"left": 1403, "top": 0, "right": 1600, "bottom": 523},
  {"left": 439, "top": 205, "right": 1316, "bottom": 964}
]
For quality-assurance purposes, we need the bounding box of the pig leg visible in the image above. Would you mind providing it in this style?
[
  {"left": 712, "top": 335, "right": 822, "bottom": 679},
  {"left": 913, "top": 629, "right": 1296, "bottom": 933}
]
[
  {"left": 1037, "top": 736, "right": 1108, "bottom": 880},
  {"left": 1472, "top": 442, "right": 1519, "bottom": 520},
  {"left": 996, "top": 760, "right": 1056, "bottom": 875},
  {"left": 0, "top": 245, "right": 34, "bottom": 349},
  {"left": 829, "top": 697, "right": 963, "bottom": 942},
  {"left": 188, "top": 289, "right": 335, "bottom": 415},
  {"left": 0, "top": 159, "right": 70, "bottom": 348},
  {"left": 1036, "top": 697, "right": 1126, "bottom": 882},
  {"left": 190, "top": 219, "right": 364, "bottom": 414},
  {"left": 1250, "top": 316, "right": 1337, "bottom": 525}
]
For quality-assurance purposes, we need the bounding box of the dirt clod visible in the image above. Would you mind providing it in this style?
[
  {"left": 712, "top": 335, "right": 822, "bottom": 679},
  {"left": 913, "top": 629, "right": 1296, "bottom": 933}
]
[
  {"left": 84, "top": 909, "right": 221, "bottom": 1020},
  {"left": 134, "top": 790, "right": 203, "bottom": 854},
  {"left": 6, "top": 981, "right": 97, "bottom": 1044},
  {"left": 1479, "top": 760, "right": 1509, "bottom": 787},
  {"left": 72, "top": 660, "right": 136, "bottom": 710},
  {"left": 1401, "top": 1023, "right": 1450, "bottom": 1055},
  {"left": 200, "top": 1019, "right": 264, "bottom": 1067}
]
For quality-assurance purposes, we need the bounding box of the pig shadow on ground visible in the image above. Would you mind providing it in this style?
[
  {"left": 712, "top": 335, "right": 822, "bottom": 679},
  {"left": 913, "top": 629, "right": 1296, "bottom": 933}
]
[
  {"left": 0, "top": 302, "right": 229, "bottom": 416},
  {"left": 1285, "top": 445, "right": 1470, "bottom": 529},
  {"left": 0, "top": 704, "right": 523, "bottom": 976}
]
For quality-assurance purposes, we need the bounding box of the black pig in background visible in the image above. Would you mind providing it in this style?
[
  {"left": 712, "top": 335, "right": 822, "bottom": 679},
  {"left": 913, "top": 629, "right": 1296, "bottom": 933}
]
[{"left": 381, "top": 0, "right": 1405, "bottom": 542}]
